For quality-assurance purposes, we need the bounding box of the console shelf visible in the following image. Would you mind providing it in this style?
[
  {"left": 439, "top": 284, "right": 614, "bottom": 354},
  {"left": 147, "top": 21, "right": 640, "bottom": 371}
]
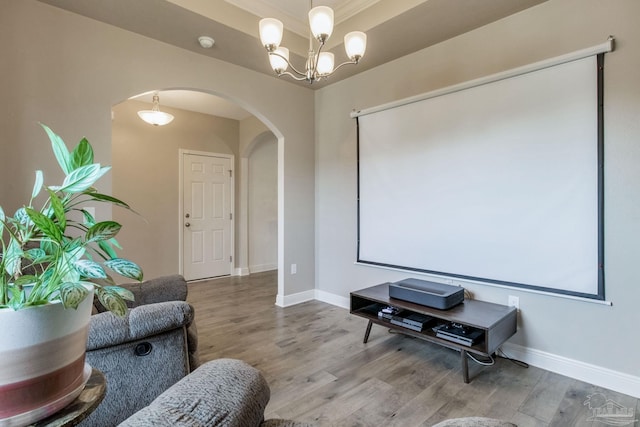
[{"left": 350, "top": 282, "right": 517, "bottom": 383}]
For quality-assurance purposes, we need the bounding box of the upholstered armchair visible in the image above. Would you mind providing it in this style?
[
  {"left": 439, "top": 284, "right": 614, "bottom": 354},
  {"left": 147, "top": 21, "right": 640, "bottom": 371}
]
[{"left": 80, "top": 275, "right": 199, "bottom": 427}]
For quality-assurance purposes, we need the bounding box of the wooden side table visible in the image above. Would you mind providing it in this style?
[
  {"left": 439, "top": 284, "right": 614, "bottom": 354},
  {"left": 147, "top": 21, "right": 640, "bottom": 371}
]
[
  {"left": 351, "top": 283, "right": 517, "bottom": 383},
  {"left": 32, "top": 368, "right": 106, "bottom": 427}
]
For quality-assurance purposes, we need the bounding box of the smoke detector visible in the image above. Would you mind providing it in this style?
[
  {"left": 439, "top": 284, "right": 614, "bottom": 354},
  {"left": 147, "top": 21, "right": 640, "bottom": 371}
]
[{"left": 198, "top": 36, "right": 215, "bottom": 48}]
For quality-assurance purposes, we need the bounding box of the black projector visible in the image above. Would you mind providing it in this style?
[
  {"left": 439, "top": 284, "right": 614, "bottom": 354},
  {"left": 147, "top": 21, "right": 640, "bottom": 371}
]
[{"left": 389, "top": 278, "right": 464, "bottom": 310}]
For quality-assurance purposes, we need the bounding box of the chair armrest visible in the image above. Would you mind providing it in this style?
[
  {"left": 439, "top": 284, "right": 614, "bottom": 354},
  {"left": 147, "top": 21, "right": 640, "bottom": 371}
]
[
  {"left": 87, "top": 301, "right": 194, "bottom": 350},
  {"left": 120, "top": 359, "right": 270, "bottom": 427},
  {"left": 119, "top": 274, "right": 188, "bottom": 307}
]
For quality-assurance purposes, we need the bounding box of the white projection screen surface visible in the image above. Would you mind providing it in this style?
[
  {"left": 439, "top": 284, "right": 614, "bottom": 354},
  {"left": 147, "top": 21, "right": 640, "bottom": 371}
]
[{"left": 357, "top": 55, "right": 604, "bottom": 299}]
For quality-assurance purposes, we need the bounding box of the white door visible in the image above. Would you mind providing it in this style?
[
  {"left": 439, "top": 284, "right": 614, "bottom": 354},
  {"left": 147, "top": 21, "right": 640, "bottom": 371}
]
[{"left": 182, "top": 152, "right": 233, "bottom": 281}]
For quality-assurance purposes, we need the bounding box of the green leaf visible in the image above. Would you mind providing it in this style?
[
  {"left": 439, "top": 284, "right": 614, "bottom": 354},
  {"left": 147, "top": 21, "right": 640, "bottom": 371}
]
[
  {"left": 96, "top": 287, "right": 128, "bottom": 317},
  {"left": 56, "top": 164, "right": 110, "bottom": 194},
  {"left": 40, "top": 123, "right": 73, "bottom": 175},
  {"left": 4, "top": 240, "right": 23, "bottom": 276},
  {"left": 86, "top": 221, "right": 122, "bottom": 242},
  {"left": 74, "top": 259, "right": 107, "bottom": 279},
  {"left": 40, "top": 239, "right": 57, "bottom": 256},
  {"left": 104, "top": 285, "right": 134, "bottom": 302},
  {"left": 71, "top": 137, "right": 94, "bottom": 169},
  {"left": 25, "top": 207, "right": 63, "bottom": 242},
  {"left": 59, "top": 245, "right": 84, "bottom": 283},
  {"left": 32, "top": 170, "right": 44, "bottom": 199},
  {"left": 14, "top": 207, "right": 32, "bottom": 226},
  {"left": 85, "top": 192, "right": 131, "bottom": 210},
  {"left": 14, "top": 275, "right": 37, "bottom": 287},
  {"left": 59, "top": 282, "right": 90, "bottom": 309},
  {"left": 104, "top": 258, "right": 143, "bottom": 281},
  {"left": 46, "top": 188, "right": 66, "bottom": 231},
  {"left": 0, "top": 206, "right": 5, "bottom": 235},
  {"left": 82, "top": 209, "right": 96, "bottom": 227},
  {"left": 109, "top": 237, "right": 123, "bottom": 250},
  {"left": 97, "top": 240, "right": 118, "bottom": 259},
  {"left": 25, "top": 247, "right": 47, "bottom": 262},
  {"left": 8, "top": 285, "right": 26, "bottom": 310}
]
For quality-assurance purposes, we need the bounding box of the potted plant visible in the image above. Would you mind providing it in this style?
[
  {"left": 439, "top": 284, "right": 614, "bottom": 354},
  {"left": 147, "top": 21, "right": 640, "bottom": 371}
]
[{"left": 0, "top": 124, "right": 143, "bottom": 425}]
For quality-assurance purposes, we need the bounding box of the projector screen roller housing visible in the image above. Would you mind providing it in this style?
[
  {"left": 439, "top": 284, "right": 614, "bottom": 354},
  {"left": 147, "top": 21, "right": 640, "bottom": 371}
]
[{"left": 356, "top": 54, "right": 605, "bottom": 299}]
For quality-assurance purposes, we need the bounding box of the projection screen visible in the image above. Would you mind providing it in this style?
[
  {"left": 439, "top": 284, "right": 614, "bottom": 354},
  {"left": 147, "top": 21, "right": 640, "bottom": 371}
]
[{"left": 356, "top": 53, "right": 606, "bottom": 299}]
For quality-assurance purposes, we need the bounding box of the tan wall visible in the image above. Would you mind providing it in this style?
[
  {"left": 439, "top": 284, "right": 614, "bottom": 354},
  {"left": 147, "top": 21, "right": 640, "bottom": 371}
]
[
  {"left": 0, "top": 0, "right": 315, "bottom": 297},
  {"left": 315, "top": 0, "right": 640, "bottom": 386},
  {"left": 111, "top": 99, "right": 239, "bottom": 278}
]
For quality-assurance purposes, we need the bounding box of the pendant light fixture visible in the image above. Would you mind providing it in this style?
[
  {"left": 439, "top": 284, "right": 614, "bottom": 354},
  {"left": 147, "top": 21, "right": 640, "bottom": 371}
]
[
  {"left": 137, "top": 92, "right": 174, "bottom": 126},
  {"left": 259, "top": 1, "right": 367, "bottom": 84}
]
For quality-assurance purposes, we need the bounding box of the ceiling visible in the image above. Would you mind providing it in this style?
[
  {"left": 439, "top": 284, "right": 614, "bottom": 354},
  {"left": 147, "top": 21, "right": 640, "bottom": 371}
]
[{"left": 39, "top": 0, "right": 547, "bottom": 119}]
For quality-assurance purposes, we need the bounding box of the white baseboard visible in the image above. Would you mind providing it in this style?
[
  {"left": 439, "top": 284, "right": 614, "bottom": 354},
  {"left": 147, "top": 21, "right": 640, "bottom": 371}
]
[
  {"left": 249, "top": 263, "right": 277, "bottom": 274},
  {"left": 315, "top": 290, "right": 350, "bottom": 309},
  {"left": 275, "top": 289, "right": 315, "bottom": 307},
  {"left": 313, "top": 289, "right": 640, "bottom": 399},
  {"left": 235, "top": 267, "right": 250, "bottom": 276},
  {"left": 501, "top": 342, "right": 640, "bottom": 399}
]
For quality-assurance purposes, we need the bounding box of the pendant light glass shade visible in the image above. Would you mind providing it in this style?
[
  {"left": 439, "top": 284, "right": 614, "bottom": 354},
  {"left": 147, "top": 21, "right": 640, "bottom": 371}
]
[
  {"left": 269, "top": 47, "right": 289, "bottom": 73},
  {"left": 137, "top": 93, "right": 174, "bottom": 126},
  {"left": 259, "top": 18, "right": 284, "bottom": 51},
  {"left": 308, "top": 6, "right": 334, "bottom": 42},
  {"left": 316, "top": 52, "right": 334, "bottom": 76},
  {"left": 344, "top": 31, "right": 367, "bottom": 61}
]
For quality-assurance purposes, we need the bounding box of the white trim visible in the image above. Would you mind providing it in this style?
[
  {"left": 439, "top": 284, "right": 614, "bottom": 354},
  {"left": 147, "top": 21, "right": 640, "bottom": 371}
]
[
  {"left": 235, "top": 267, "right": 250, "bottom": 276},
  {"left": 313, "top": 288, "right": 639, "bottom": 399},
  {"left": 351, "top": 38, "right": 614, "bottom": 118},
  {"left": 315, "top": 289, "right": 350, "bottom": 309},
  {"left": 275, "top": 289, "right": 315, "bottom": 308},
  {"left": 178, "top": 149, "right": 235, "bottom": 280},
  {"left": 501, "top": 342, "right": 640, "bottom": 399},
  {"left": 249, "top": 263, "right": 277, "bottom": 274}
]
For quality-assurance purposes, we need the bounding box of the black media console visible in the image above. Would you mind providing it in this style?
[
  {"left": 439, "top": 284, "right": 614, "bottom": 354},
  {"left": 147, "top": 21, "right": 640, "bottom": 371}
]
[{"left": 350, "top": 282, "right": 517, "bottom": 383}]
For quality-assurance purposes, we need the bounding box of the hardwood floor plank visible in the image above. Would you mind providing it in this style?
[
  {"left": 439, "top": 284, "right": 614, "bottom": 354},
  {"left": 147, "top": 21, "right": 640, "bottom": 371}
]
[
  {"left": 518, "top": 370, "right": 571, "bottom": 424},
  {"left": 186, "top": 272, "right": 639, "bottom": 427}
]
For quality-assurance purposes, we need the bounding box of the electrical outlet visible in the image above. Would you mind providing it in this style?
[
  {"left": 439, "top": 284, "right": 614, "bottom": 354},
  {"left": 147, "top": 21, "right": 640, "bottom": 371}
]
[
  {"left": 290, "top": 264, "right": 297, "bottom": 275},
  {"left": 508, "top": 295, "right": 519, "bottom": 310}
]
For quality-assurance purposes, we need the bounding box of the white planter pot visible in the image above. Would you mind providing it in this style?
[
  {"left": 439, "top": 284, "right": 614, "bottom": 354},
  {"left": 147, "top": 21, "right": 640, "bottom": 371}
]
[{"left": 0, "top": 288, "right": 94, "bottom": 426}]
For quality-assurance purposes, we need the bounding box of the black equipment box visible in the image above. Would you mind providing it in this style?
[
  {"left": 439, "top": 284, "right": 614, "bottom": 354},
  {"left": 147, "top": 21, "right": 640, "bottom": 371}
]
[{"left": 389, "top": 278, "right": 464, "bottom": 310}]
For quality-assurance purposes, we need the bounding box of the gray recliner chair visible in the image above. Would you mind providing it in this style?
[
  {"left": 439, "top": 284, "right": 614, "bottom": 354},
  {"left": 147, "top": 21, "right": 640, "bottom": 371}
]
[
  {"left": 80, "top": 275, "right": 199, "bottom": 427},
  {"left": 120, "top": 359, "right": 313, "bottom": 427}
]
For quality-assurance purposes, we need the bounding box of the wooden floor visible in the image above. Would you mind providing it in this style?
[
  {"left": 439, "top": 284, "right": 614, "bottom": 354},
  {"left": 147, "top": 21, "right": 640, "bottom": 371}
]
[{"left": 186, "top": 271, "right": 638, "bottom": 427}]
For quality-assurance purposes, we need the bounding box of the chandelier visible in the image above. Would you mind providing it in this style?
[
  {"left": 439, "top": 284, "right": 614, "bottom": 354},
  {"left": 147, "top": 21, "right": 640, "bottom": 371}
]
[
  {"left": 258, "top": 2, "right": 367, "bottom": 84},
  {"left": 137, "top": 92, "right": 174, "bottom": 126}
]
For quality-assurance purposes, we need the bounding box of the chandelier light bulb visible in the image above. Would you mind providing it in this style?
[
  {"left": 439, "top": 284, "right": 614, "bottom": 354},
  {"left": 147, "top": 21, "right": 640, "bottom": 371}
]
[
  {"left": 317, "top": 52, "right": 335, "bottom": 76},
  {"left": 345, "top": 31, "right": 367, "bottom": 61},
  {"left": 269, "top": 47, "right": 289, "bottom": 73},
  {"left": 259, "top": 18, "right": 283, "bottom": 51},
  {"left": 308, "top": 6, "right": 334, "bottom": 42}
]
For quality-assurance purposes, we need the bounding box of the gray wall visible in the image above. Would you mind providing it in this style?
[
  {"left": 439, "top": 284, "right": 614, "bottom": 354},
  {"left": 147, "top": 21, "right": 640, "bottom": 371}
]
[
  {"left": 0, "top": 0, "right": 315, "bottom": 298},
  {"left": 315, "top": 0, "right": 640, "bottom": 390},
  {"left": 248, "top": 134, "right": 278, "bottom": 273}
]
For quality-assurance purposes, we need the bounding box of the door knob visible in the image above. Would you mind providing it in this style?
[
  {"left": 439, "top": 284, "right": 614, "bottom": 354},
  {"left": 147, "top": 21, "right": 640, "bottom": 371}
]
[{"left": 185, "top": 222, "right": 190, "bottom": 227}]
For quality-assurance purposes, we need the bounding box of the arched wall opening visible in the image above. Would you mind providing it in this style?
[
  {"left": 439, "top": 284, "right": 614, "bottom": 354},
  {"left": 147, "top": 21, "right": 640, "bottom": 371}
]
[{"left": 111, "top": 88, "right": 284, "bottom": 300}]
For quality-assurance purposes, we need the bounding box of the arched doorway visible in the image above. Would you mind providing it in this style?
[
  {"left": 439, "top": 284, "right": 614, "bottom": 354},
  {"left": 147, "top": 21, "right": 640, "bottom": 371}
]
[{"left": 111, "top": 89, "right": 280, "bottom": 286}]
